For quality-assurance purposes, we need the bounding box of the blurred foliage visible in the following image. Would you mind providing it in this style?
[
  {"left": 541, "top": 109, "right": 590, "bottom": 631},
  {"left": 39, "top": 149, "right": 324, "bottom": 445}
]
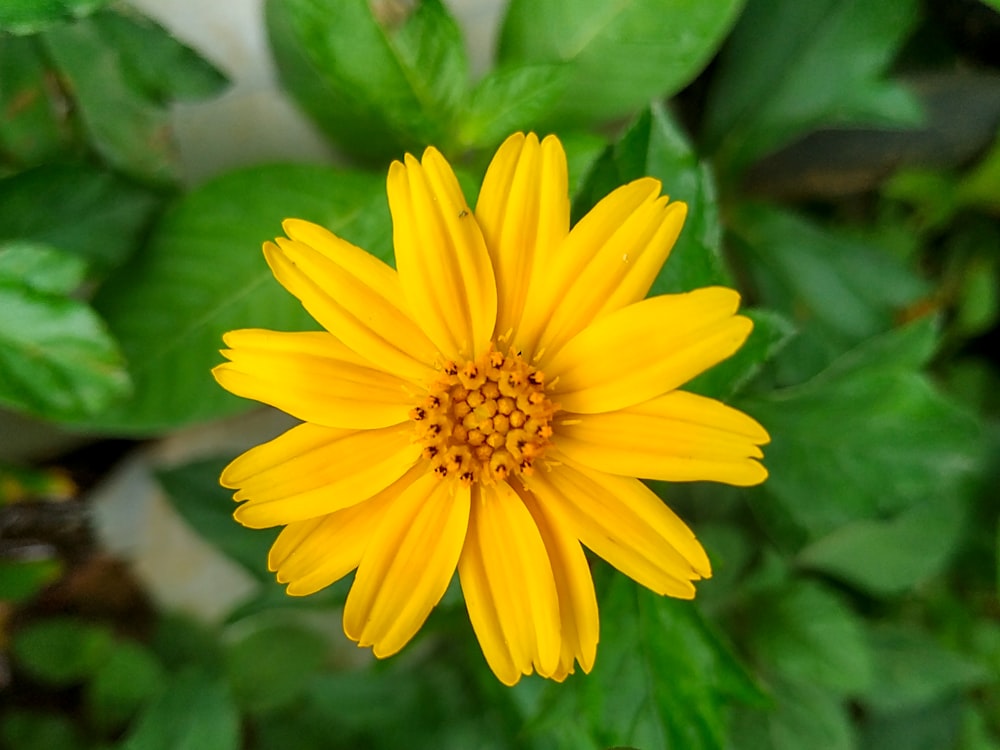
[
  {"left": 702, "top": 0, "right": 925, "bottom": 178},
  {"left": 498, "top": 0, "right": 744, "bottom": 129},
  {"left": 1, "top": 0, "right": 999, "bottom": 748},
  {"left": 77, "top": 165, "right": 388, "bottom": 433}
]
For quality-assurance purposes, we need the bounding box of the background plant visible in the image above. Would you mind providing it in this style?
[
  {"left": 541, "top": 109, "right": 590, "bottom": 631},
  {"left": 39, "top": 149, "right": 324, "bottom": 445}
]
[{"left": 1, "top": 0, "right": 998, "bottom": 748}]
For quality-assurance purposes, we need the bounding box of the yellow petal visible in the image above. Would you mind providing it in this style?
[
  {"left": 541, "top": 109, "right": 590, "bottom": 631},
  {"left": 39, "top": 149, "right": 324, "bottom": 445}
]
[
  {"left": 458, "top": 521, "right": 521, "bottom": 686},
  {"left": 545, "top": 287, "right": 753, "bottom": 413},
  {"left": 213, "top": 329, "right": 416, "bottom": 429},
  {"left": 387, "top": 148, "right": 498, "bottom": 360},
  {"left": 342, "top": 472, "right": 470, "bottom": 658},
  {"left": 263, "top": 225, "right": 437, "bottom": 382},
  {"left": 268, "top": 516, "right": 320, "bottom": 572},
  {"left": 268, "top": 482, "right": 400, "bottom": 596},
  {"left": 227, "top": 423, "right": 421, "bottom": 528},
  {"left": 533, "top": 193, "right": 687, "bottom": 358},
  {"left": 475, "top": 133, "right": 569, "bottom": 343},
  {"left": 517, "top": 178, "right": 662, "bottom": 356},
  {"left": 555, "top": 390, "right": 769, "bottom": 487},
  {"left": 524, "top": 457, "right": 711, "bottom": 598},
  {"left": 459, "top": 481, "right": 561, "bottom": 679},
  {"left": 221, "top": 421, "right": 351, "bottom": 487},
  {"left": 514, "top": 481, "right": 598, "bottom": 679}
]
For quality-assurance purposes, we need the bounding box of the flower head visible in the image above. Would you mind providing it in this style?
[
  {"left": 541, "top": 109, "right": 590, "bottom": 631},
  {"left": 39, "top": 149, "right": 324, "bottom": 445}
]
[{"left": 213, "top": 133, "right": 769, "bottom": 685}]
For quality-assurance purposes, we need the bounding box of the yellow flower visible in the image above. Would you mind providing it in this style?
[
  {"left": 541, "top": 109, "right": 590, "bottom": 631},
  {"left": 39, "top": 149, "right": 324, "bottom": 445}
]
[{"left": 213, "top": 132, "right": 768, "bottom": 685}]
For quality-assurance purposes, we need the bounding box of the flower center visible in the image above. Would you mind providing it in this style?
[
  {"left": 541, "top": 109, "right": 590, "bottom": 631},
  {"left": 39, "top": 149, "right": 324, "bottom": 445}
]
[{"left": 409, "top": 347, "right": 556, "bottom": 486}]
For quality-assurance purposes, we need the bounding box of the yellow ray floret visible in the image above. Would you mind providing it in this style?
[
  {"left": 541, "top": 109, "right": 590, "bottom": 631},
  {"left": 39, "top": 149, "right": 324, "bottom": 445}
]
[{"left": 213, "top": 131, "right": 769, "bottom": 685}]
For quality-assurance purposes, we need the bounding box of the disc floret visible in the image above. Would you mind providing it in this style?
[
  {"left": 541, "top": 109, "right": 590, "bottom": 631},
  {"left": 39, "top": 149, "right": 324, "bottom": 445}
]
[{"left": 410, "top": 347, "right": 556, "bottom": 485}]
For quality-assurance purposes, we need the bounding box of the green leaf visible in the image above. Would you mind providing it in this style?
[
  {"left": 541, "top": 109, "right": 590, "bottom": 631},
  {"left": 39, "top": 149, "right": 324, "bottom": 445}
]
[
  {"left": 222, "top": 575, "right": 348, "bottom": 624},
  {"left": 11, "top": 616, "right": 114, "bottom": 685},
  {"left": 0, "top": 253, "right": 131, "bottom": 421},
  {"left": 958, "top": 129, "right": 1000, "bottom": 212},
  {"left": 732, "top": 203, "right": 930, "bottom": 384},
  {"left": 703, "top": 0, "right": 923, "bottom": 175},
  {"left": 965, "top": 615, "right": 1000, "bottom": 683},
  {"left": 120, "top": 668, "right": 240, "bottom": 750},
  {"left": 884, "top": 168, "right": 961, "bottom": 233},
  {"left": 294, "top": 670, "right": 443, "bottom": 748},
  {"left": 960, "top": 705, "right": 1000, "bottom": 750},
  {"left": 0, "top": 164, "right": 160, "bottom": 277},
  {"left": 149, "top": 613, "right": 224, "bottom": 673},
  {"left": 0, "top": 557, "right": 62, "bottom": 602},
  {"left": 0, "top": 35, "right": 69, "bottom": 165},
  {"left": 155, "top": 458, "right": 277, "bottom": 581},
  {"left": 457, "top": 63, "right": 570, "bottom": 150},
  {"left": 0, "top": 0, "right": 111, "bottom": 35},
  {"left": 861, "top": 625, "right": 990, "bottom": 714},
  {"left": 731, "top": 677, "right": 855, "bottom": 750},
  {"left": 797, "top": 495, "right": 968, "bottom": 595},
  {"left": 86, "top": 641, "right": 166, "bottom": 732},
  {"left": 538, "top": 574, "right": 764, "bottom": 750},
  {"left": 287, "top": 658, "right": 528, "bottom": 750},
  {"left": 21, "top": 7, "right": 223, "bottom": 180},
  {"left": 745, "top": 320, "right": 983, "bottom": 544},
  {"left": 861, "top": 701, "right": 965, "bottom": 750},
  {"left": 85, "top": 10, "right": 228, "bottom": 104},
  {"left": 40, "top": 14, "right": 176, "bottom": 181},
  {"left": 956, "top": 256, "right": 1000, "bottom": 338},
  {"left": 0, "top": 710, "right": 84, "bottom": 750},
  {"left": 266, "top": 0, "right": 468, "bottom": 161},
  {"left": 498, "top": 0, "right": 744, "bottom": 128},
  {"left": 0, "top": 241, "right": 86, "bottom": 294},
  {"left": 561, "top": 131, "right": 608, "bottom": 200},
  {"left": 70, "top": 163, "right": 386, "bottom": 434},
  {"left": 223, "top": 615, "right": 327, "bottom": 714},
  {"left": 690, "top": 522, "right": 754, "bottom": 612},
  {"left": 817, "top": 312, "right": 939, "bottom": 376},
  {"left": 746, "top": 580, "right": 873, "bottom": 694}
]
